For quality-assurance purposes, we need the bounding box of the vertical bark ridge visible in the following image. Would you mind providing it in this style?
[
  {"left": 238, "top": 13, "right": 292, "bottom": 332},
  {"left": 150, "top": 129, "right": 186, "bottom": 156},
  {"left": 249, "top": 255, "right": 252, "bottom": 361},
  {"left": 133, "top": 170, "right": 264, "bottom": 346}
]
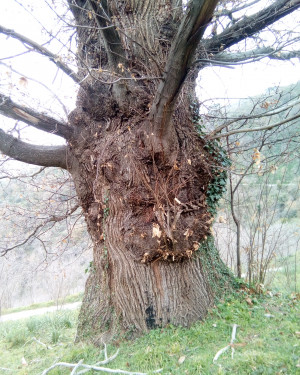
[{"left": 71, "top": 115, "right": 227, "bottom": 342}]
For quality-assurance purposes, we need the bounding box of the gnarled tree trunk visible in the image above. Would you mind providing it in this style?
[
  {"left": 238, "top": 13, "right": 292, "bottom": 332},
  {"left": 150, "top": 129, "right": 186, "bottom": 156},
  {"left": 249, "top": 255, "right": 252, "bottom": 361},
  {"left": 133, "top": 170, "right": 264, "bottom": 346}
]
[
  {"left": 3, "top": 0, "right": 298, "bottom": 343},
  {"left": 67, "top": 90, "right": 233, "bottom": 342},
  {"left": 63, "top": 0, "right": 234, "bottom": 342}
]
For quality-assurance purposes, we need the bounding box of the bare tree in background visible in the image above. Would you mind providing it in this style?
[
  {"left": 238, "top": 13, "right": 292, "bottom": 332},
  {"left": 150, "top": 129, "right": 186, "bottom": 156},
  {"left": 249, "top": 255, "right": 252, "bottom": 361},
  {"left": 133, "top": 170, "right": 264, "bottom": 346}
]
[
  {"left": 0, "top": 0, "right": 300, "bottom": 342},
  {"left": 210, "top": 86, "right": 300, "bottom": 286}
]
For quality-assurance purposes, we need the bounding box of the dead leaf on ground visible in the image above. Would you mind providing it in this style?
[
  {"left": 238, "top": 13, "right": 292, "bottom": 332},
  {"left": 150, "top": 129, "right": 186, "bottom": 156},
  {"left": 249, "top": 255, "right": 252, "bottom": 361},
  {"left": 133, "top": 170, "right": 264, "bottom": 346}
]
[
  {"left": 178, "top": 355, "right": 186, "bottom": 364},
  {"left": 184, "top": 228, "right": 193, "bottom": 239},
  {"left": 152, "top": 223, "right": 162, "bottom": 238}
]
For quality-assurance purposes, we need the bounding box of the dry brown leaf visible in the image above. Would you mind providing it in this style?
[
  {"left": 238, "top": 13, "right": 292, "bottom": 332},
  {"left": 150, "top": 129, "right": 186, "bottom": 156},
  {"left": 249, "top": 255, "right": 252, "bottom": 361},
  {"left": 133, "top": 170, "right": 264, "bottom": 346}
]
[
  {"left": 218, "top": 215, "right": 226, "bottom": 223},
  {"left": 184, "top": 228, "right": 193, "bottom": 239},
  {"left": 152, "top": 223, "right": 162, "bottom": 238},
  {"left": 19, "top": 77, "right": 28, "bottom": 88},
  {"left": 173, "top": 162, "right": 180, "bottom": 170},
  {"left": 193, "top": 242, "right": 199, "bottom": 250},
  {"left": 178, "top": 355, "right": 186, "bottom": 364}
]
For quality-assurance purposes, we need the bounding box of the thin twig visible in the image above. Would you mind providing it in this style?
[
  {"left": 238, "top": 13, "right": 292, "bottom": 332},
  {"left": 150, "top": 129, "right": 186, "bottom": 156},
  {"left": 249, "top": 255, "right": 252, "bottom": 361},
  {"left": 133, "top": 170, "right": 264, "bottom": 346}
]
[
  {"left": 209, "top": 113, "right": 300, "bottom": 140},
  {"left": 0, "top": 205, "right": 79, "bottom": 256},
  {"left": 0, "top": 24, "right": 79, "bottom": 83},
  {"left": 32, "top": 337, "right": 53, "bottom": 350}
]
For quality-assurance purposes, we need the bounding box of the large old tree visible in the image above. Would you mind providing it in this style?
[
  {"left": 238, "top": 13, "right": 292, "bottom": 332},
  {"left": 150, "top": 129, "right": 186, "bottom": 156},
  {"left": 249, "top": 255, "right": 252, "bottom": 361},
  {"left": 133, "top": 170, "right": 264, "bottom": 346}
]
[{"left": 0, "top": 0, "right": 300, "bottom": 341}]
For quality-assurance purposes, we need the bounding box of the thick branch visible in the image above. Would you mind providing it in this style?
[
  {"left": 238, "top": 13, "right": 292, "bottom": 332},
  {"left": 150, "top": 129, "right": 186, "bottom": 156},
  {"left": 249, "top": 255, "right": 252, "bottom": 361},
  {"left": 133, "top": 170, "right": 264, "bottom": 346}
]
[
  {"left": 208, "top": 46, "right": 300, "bottom": 65},
  {"left": 87, "top": 0, "right": 126, "bottom": 69},
  {"left": 204, "top": 0, "right": 300, "bottom": 55},
  {"left": 269, "top": 50, "right": 300, "bottom": 60},
  {"left": 87, "top": 0, "right": 128, "bottom": 104},
  {"left": 0, "top": 24, "right": 80, "bottom": 84},
  {"left": 0, "top": 93, "right": 73, "bottom": 139},
  {"left": 150, "top": 0, "right": 219, "bottom": 135},
  {"left": 0, "top": 129, "right": 67, "bottom": 169},
  {"left": 209, "top": 46, "right": 275, "bottom": 64}
]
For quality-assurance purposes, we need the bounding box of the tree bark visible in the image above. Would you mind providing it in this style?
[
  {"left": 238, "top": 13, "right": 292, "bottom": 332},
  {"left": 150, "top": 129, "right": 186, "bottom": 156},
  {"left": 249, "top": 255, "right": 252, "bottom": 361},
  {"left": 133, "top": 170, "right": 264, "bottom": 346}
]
[
  {"left": 76, "top": 240, "right": 230, "bottom": 342},
  {"left": 67, "top": 101, "right": 234, "bottom": 341}
]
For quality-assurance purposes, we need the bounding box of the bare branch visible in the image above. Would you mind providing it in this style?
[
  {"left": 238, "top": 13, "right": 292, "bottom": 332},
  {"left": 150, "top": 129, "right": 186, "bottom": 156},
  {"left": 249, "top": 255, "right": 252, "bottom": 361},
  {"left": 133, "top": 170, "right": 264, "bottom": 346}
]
[
  {"left": 207, "top": 97, "right": 300, "bottom": 138},
  {"left": 214, "top": 0, "right": 261, "bottom": 18},
  {"left": 87, "top": 0, "right": 126, "bottom": 69},
  {"left": 0, "top": 24, "right": 80, "bottom": 84},
  {"left": 213, "top": 324, "right": 238, "bottom": 362},
  {"left": 0, "top": 61, "right": 69, "bottom": 117},
  {"left": 40, "top": 344, "right": 161, "bottom": 374},
  {"left": 42, "top": 361, "right": 162, "bottom": 375},
  {"left": 0, "top": 166, "right": 46, "bottom": 180},
  {"left": 0, "top": 204, "right": 79, "bottom": 256},
  {"left": 269, "top": 50, "right": 300, "bottom": 60},
  {"left": 204, "top": 0, "right": 300, "bottom": 55},
  {"left": 209, "top": 112, "right": 300, "bottom": 140},
  {"left": 0, "top": 128, "right": 68, "bottom": 169},
  {"left": 204, "top": 46, "right": 300, "bottom": 65},
  {"left": 0, "top": 93, "right": 73, "bottom": 139},
  {"left": 150, "top": 0, "right": 219, "bottom": 135}
]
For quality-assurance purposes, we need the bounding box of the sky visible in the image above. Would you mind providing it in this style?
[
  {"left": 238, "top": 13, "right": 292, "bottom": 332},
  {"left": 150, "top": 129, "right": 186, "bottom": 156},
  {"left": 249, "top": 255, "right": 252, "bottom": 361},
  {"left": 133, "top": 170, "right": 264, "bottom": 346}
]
[
  {"left": 0, "top": 0, "right": 299, "bottom": 146},
  {"left": 198, "top": 58, "right": 300, "bottom": 104}
]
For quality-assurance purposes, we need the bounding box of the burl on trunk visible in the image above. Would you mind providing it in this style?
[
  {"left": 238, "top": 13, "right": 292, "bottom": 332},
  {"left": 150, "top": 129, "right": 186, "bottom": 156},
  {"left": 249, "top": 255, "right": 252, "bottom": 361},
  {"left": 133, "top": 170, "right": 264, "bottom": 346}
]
[
  {"left": 65, "top": 0, "right": 233, "bottom": 342},
  {"left": 68, "top": 86, "right": 233, "bottom": 342}
]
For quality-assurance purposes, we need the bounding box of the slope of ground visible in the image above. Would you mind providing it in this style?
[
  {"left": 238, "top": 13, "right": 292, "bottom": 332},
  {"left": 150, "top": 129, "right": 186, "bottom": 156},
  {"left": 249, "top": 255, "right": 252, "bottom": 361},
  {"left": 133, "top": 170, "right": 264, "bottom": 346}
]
[{"left": 0, "top": 293, "right": 298, "bottom": 374}]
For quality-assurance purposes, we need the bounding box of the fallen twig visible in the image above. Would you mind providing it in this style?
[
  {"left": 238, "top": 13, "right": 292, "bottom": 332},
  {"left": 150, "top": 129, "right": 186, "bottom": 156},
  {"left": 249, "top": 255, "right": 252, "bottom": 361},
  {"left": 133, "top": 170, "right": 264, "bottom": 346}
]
[
  {"left": 32, "top": 337, "right": 53, "bottom": 350},
  {"left": 213, "top": 324, "right": 238, "bottom": 363},
  {"left": 77, "top": 348, "right": 120, "bottom": 374},
  {"left": 41, "top": 345, "right": 162, "bottom": 375},
  {"left": 41, "top": 361, "right": 162, "bottom": 375},
  {"left": 70, "top": 359, "right": 84, "bottom": 375}
]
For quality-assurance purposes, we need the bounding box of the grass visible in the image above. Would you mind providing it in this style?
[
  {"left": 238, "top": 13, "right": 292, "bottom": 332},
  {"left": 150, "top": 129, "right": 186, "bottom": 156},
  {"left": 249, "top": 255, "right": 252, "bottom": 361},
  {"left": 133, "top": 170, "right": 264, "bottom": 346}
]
[
  {"left": 267, "top": 252, "right": 300, "bottom": 294},
  {"left": 1, "top": 293, "right": 83, "bottom": 316},
  {"left": 0, "top": 292, "right": 299, "bottom": 374}
]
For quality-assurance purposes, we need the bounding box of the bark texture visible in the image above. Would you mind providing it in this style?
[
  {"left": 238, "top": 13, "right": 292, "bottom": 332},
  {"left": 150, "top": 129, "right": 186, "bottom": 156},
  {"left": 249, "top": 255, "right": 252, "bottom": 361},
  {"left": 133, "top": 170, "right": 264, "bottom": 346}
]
[
  {"left": 64, "top": 0, "right": 234, "bottom": 341},
  {"left": 67, "top": 85, "right": 233, "bottom": 340}
]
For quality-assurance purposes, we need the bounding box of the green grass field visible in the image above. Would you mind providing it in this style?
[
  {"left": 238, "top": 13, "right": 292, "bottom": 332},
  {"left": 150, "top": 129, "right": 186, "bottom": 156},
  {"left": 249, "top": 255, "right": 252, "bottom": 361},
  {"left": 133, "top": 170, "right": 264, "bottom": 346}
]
[{"left": 0, "top": 291, "right": 299, "bottom": 374}]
